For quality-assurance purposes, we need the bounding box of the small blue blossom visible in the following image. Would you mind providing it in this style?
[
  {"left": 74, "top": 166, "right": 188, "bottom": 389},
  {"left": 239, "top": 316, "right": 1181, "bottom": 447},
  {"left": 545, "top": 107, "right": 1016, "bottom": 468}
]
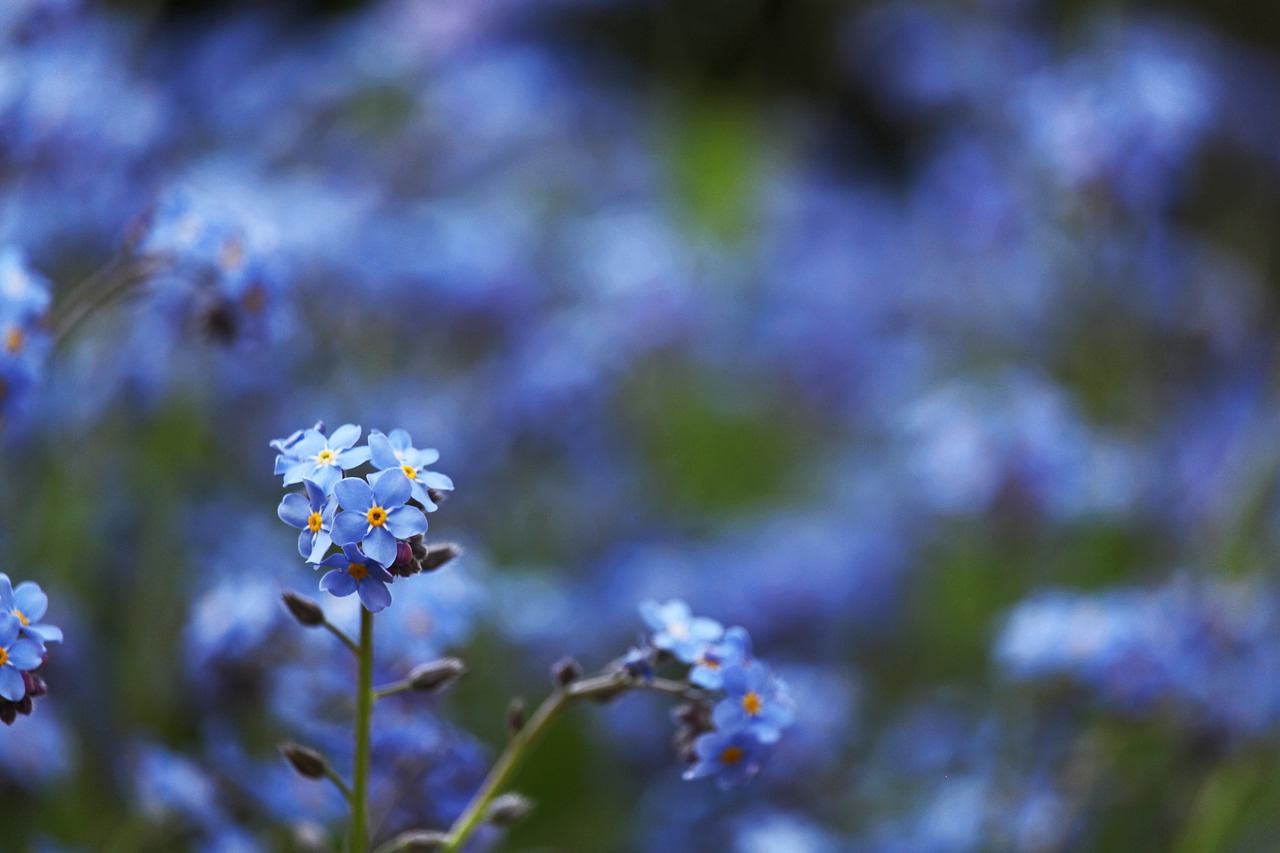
[
  {"left": 639, "top": 599, "right": 723, "bottom": 664},
  {"left": 713, "top": 663, "right": 795, "bottom": 744},
  {"left": 0, "top": 574, "right": 62, "bottom": 648},
  {"left": 0, "top": 246, "right": 53, "bottom": 417},
  {"left": 319, "top": 543, "right": 395, "bottom": 613},
  {"left": 276, "top": 479, "right": 336, "bottom": 562},
  {"left": 690, "top": 626, "right": 751, "bottom": 690},
  {"left": 330, "top": 469, "right": 427, "bottom": 567},
  {"left": 683, "top": 727, "right": 768, "bottom": 789},
  {"left": 0, "top": 612, "right": 44, "bottom": 702},
  {"left": 274, "top": 424, "right": 371, "bottom": 492},
  {"left": 367, "top": 428, "right": 454, "bottom": 510}
]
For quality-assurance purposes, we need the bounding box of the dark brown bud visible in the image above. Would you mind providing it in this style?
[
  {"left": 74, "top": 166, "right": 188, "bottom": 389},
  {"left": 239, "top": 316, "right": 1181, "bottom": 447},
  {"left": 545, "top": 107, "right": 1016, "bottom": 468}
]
[
  {"left": 506, "top": 698, "right": 526, "bottom": 735},
  {"left": 280, "top": 742, "right": 330, "bottom": 780},
  {"left": 394, "top": 540, "right": 414, "bottom": 567},
  {"left": 408, "top": 658, "right": 466, "bottom": 693},
  {"left": 486, "top": 793, "right": 534, "bottom": 827},
  {"left": 282, "top": 591, "right": 325, "bottom": 627},
  {"left": 385, "top": 831, "right": 448, "bottom": 851},
  {"left": 422, "top": 542, "right": 462, "bottom": 572},
  {"left": 0, "top": 704, "right": 15, "bottom": 725},
  {"left": 551, "top": 657, "right": 582, "bottom": 688},
  {"left": 427, "top": 488, "right": 450, "bottom": 506}
]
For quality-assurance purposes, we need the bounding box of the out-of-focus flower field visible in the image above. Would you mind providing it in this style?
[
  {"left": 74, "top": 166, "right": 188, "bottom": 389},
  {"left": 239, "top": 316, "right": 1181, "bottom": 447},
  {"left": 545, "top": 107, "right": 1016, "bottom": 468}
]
[{"left": 5, "top": 0, "right": 1280, "bottom": 849}]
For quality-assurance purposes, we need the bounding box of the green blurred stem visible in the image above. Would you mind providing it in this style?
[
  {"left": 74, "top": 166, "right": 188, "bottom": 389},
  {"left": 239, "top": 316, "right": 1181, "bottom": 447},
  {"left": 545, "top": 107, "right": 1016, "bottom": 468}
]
[
  {"left": 436, "top": 671, "right": 704, "bottom": 852},
  {"left": 50, "top": 255, "right": 162, "bottom": 349},
  {"left": 326, "top": 765, "right": 354, "bottom": 802},
  {"left": 325, "top": 619, "right": 360, "bottom": 658},
  {"left": 351, "top": 608, "right": 374, "bottom": 853}
]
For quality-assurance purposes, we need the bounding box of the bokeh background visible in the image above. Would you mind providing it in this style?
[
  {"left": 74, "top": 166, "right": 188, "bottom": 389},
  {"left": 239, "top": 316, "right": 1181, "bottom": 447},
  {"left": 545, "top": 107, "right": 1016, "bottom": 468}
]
[{"left": 5, "top": 0, "right": 1280, "bottom": 850}]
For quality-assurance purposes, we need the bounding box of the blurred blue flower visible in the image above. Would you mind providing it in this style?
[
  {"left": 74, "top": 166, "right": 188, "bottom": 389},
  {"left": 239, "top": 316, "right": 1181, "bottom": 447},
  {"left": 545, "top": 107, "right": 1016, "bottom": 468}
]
[
  {"left": 318, "top": 542, "right": 395, "bottom": 613},
  {"left": 331, "top": 469, "right": 427, "bottom": 566},
  {"left": 0, "top": 611, "right": 44, "bottom": 701},
  {"left": 368, "top": 428, "right": 454, "bottom": 510},
  {"left": 683, "top": 727, "right": 767, "bottom": 789},
  {"left": 0, "top": 573, "right": 62, "bottom": 647},
  {"left": 639, "top": 599, "right": 723, "bottom": 664},
  {"left": 690, "top": 626, "right": 751, "bottom": 690},
  {"left": 714, "top": 664, "right": 795, "bottom": 744}
]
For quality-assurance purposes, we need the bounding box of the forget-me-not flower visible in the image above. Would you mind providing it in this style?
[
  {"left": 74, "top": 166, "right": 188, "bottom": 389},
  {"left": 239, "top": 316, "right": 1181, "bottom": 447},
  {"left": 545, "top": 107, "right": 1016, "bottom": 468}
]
[
  {"left": 639, "top": 599, "right": 723, "bottom": 664},
  {"left": 683, "top": 727, "right": 767, "bottom": 789},
  {"left": 319, "top": 543, "right": 395, "bottom": 613},
  {"left": 0, "top": 612, "right": 43, "bottom": 701},
  {"left": 367, "top": 429, "right": 454, "bottom": 510},
  {"left": 331, "top": 469, "right": 427, "bottom": 567},
  {"left": 690, "top": 626, "right": 751, "bottom": 690},
  {"left": 277, "top": 479, "right": 336, "bottom": 563},
  {"left": 0, "top": 574, "right": 62, "bottom": 648},
  {"left": 714, "top": 664, "right": 795, "bottom": 744},
  {"left": 274, "top": 424, "right": 371, "bottom": 492}
]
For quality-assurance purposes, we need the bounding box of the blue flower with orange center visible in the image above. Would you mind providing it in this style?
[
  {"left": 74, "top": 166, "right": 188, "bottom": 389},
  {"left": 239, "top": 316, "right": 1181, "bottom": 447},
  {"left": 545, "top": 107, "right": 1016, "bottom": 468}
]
[
  {"left": 367, "top": 429, "right": 454, "bottom": 510},
  {"left": 318, "top": 543, "right": 396, "bottom": 613},
  {"left": 330, "top": 469, "right": 427, "bottom": 567},
  {"left": 690, "top": 626, "right": 751, "bottom": 690},
  {"left": 277, "top": 478, "right": 336, "bottom": 563},
  {"left": 0, "top": 574, "right": 62, "bottom": 649},
  {"left": 713, "top": 663, "right": 795, "bottom": 744},
  {"left": 0, "top": 611, "right": 44, "bottom": 701},
  {"left": 639, "top": 599, "right": 723, "bottom": 664},
  {"left": 683, "top": 727, "right": 767, "bottom": 789},
  {"left": 274, "top": 423, "right": 371, "bottom": 493}
]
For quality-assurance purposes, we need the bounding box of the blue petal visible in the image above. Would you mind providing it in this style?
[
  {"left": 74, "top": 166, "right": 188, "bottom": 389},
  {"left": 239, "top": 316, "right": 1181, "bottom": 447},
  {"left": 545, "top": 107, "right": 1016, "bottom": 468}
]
[
  {"left": 372, "top": 468, "right": 412, "bottom": 508},
  {"left": 385, "top": 505, "right": 427, "bottom": 539},
  {"left": 319, "top": 552, "right": 349, "bottom": 570},
  {"left": 302, "top": 478, "right": 328, "bottom": 508},
  {"left": 278, "top": 493, "right": 311, "bottom": 529},
  {"left": 388, "top": 429, "right": 413, "bottom": 452},
  {"left": 310, "top": 465, "right": 341, "bottom": 492},
  {"left": 6, "top": 639, "right": 42, "bottom": 670},
  {"left": 419, "top": 471, "right": 453, "bottom": 490},
  {"left": 713, "top": 700, "right": 746, "bottom": 732},
  {"left": 328, "top": 423, "right": 362, "bottom": 450},
  {"left": 690, "top": 617, "right": 724, "bottom": 643},
  {"left": 0, "top": 613, "right": 18, "bottom": 647},
  {"left": 297, "top": 529, "right": 313, "bottom": 558},
  {"left": 0, "top": 574, "right": 13, "bottom": 610},
  {"left": 330, "top": 511, "right": 368, "bottom": 546},
  {"left": 307, "top": 531, "right": 333, "bottom": 563},
  {"left": 320, "top": 570, "right": 356, "bottom": 597},
  {"left": 363, "top": 527, "right": 396, "bottom": 567},
  {"left": 0, "top": 667, "right": 23, "bottom": 701},
  {"left": 25, "top": 623, "right": 61, "bottom": 643},
  {"left": 356, "top": 579, "right": 392, "bottom": 613},
  {"left": 335, "top": 477, "right": 374, "bottom": 513},
  {"left": 410, "top": 482, "right": 438, "bottom": 510},
  {"left": 368, "top": 432, "right": 401, "bottom": 470},
  {"left": 337, "top": 446, "right": 371, "bottom": 468}
]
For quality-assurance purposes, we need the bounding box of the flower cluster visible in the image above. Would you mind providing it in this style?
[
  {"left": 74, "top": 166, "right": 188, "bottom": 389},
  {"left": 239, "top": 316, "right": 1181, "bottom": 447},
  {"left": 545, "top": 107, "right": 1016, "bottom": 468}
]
[
  {"left": 0, "top": 573, "right": 62, "bottom": 725},
  {"left": 0, "top": 247, "right": 53, "bottom": 417},
  {"left": 272, "top": 422, "right": 454, "bottom": 612},
  {"left": 636, "top": 600, "right": 795, "bottom": 789}
]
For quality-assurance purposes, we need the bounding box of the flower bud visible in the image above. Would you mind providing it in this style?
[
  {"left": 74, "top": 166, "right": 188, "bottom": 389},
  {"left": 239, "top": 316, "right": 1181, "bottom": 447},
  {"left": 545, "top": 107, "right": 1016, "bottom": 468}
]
[
  {"left": 551, "top": 657, "right": 582, "bottom": 688},
  {"left": 385, "top": 830, "right": 448, "bottom": 851},
  {"left": 486, "top": 793, "right": 534, "bottom": 827},
  {"left": 280, "top": 742, "right": 330, "bottom": 780},
  {"left": 422, "top": 542, "right": 461, "bottom": 572},
  {"left": 394, "top": 540, "right": 414, "bottom": 567},
  {"left": 506, "top": 698, "right": 526, "bottom": 735},
  {"left": 282, "top": 591, "right": 325, "bottom": 627},
  {"left": 408, "top": 658, "right": 467, "bottom": 693}
]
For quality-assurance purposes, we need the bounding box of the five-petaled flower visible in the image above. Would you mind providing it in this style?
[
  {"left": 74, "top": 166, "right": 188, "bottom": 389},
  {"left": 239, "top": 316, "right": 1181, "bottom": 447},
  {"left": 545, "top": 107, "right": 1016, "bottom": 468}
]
[
  {"left": 331, "top": 468, "right": 428, "bottom": 567},
  {"left": 639, "top": 599, "right": 723, "bottom": 664},
  {"left": 682, "top": 728, "right": 767, "bottom": 789},
  {"left": 277, "top": 478, "right": 337, "bottom": 563},
  {"left": 275, "top": 423, "right": 371, "bottom": 492},
  {"left": 713, "top": 663, "right": 794, "bottom": 744},
  {"left": 690, "top": 626, "right": 751, "bottom": 690},
  {"left": 0, "top": 611, "right": 44, "bottom": 701},
  {"left": 0, "top": 573, "right": 62, "bottom": 649},
  {"left": 318, "top": 543, "right": 396, "bottom": 613},
  {"left": 367, "top": 429, "right": 454, "bottom": 510}
]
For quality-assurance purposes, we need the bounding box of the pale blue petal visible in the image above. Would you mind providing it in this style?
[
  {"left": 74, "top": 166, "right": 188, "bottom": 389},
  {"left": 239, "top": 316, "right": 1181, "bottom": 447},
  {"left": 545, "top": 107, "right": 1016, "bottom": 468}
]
[
  {"left": 368, "top": 432, "right": 401, "bottom": 470},
  {"left": 372, "top": 468, "right": 412, "bottom": 508},
  {"left": 363, "top": 527, "right": 396, "bottom": 567},
  {"left": 335, "top": 478, "right": 374, "bottom": 512},
  {"left": 278, "top": 493, "right": 311, "bottom": 528},
  {"left": 328, "top": 423, "right": 361, "bottom": 450},
  {"left": 6, "top": 639, "right": 42, "bottom": 670},
  {"left": 25, "top": 623, "right": 61, "bottom": 643},
  {"left": 419, "top": 471, "right": 453, "bottom": 490},
  {"left": 320, "top": 570, "right": 356, "bottom": 597},
  {"left": 330, "top": 511, "right": 368, "bottom": 545},
  {"left": 385, "top": 506, "right": 427, "bottom": 539},
  {"left": 357, "top": 579, "right": 391, "bottom": 613},
  {"left": 0, "top": 575, "right": 13, "bottom": 610},
  {"left": 0, "top": 667, "right": 23, "bottom": 701},
  {"left": 0, "top": 613, "right": 18, "bottom": 647}
]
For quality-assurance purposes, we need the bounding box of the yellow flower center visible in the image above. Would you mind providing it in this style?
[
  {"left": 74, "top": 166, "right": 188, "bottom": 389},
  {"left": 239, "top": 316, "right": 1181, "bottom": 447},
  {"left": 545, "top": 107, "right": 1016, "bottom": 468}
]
[
  {"left": 316, "top": 449, "right": 337, "bottom": 466},
  {"left": 307, "top": 512, "right": 323, "bottom": 533},
  {"left": 4, "top": 325, "right": 24, "bottom": 354},
  {"left": 401, "top": 464, "right": 417, "bottom": 480},
  {"left": 720, "top": 746, "right": 744, "bottom": 765},
  {"left": 699, "top": 653, "right": 721, "bottom": 670},
  {"left": 13, "top": 609, "right": 28, "bottom": 626},
  {"left": 0, "top": 648, "right": 7, "bottom": 667},
  {"left": 367, "top": 506, "right": 387, "bottom": 527},
  {"left": 742, "top": 692, "right": 762, "bottom": 716},
  {"left": 348, "top": 562, "right": 368, "bottom": 581}
]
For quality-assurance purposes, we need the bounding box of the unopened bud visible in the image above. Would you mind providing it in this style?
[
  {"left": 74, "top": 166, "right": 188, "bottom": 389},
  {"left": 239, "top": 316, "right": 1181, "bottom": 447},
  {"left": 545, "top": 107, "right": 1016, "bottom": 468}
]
[
  {"left": 506, "top": 698, "right": 526, "bottom": 735},
  {"left": 394, "top": 540, "right": 414, "bottom": 567},
  {"left": 551, "top": 657, "right": 582, "bottom": 688},
  {"left": 282, "top": 591, "right": 325, "bottom": 627},
  {"left": 280, "top": 742, "right": 329, "bottom": 780},
  {"left": 486, "top": 793, "right": 534, "bottom": 827},
  {"left": 422, "top": 542, "right": 461, "bottom": 572},
  {"left": 427, "top": 488, "right": 450, "bottom": 506},
  {"left": 0, "top": 704, "right": 14, "bottom": 725},
  {"left": 408, "top": 658, "right": 466, "bottom": 693},
  {"left": 385, "top": 830, "right": 448, "bottom": 851}
]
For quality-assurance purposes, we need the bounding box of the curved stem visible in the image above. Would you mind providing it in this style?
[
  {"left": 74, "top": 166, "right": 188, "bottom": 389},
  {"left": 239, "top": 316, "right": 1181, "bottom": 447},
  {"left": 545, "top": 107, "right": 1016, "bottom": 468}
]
[
  {"left": 325, "top": 619, "right": 360, "bottom": 658},
  {"left": 50, "top": 255, "right": 161, "bottom": 349},
  {"left": 351, "top": 608, "right": 374, "bottom": 853}
]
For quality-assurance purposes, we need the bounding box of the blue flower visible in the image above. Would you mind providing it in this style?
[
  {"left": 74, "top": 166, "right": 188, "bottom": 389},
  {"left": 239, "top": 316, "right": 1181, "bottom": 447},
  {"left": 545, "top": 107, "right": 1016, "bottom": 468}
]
[
  {"left": 274, "top": 424, "right": 371, "bottom": 492},
  {"left": 0, "top": 247, "right": 52, "bottom": 417},
  {"left": 683, "top": 727, "right": 767, "bottom": 789},
  {"left": 276, "top": 479, "right": 336, "bottom": 563},
  {"left": 330, "top": 469, "right": 427, "bottom": 567},
  {"left": 639, "top": 599, "right": 723, "bottom": 664},
  {"left": 713, "top": 664, "right": 795, "bottom": 744},
  {"left": 690, "top": 626, "right": 751, "bottom": 690},
  {"left": 318, "top": 544, "right": 395, "bottom": 613},
  {"left": 367, "top": 429, "right": 454, "bottom": 510},
  {"left": 0, "top": 575, "right": 62, "bottom": 648},
  {"left": 0, "top": 612, "right": 44, "bottom": 702}
]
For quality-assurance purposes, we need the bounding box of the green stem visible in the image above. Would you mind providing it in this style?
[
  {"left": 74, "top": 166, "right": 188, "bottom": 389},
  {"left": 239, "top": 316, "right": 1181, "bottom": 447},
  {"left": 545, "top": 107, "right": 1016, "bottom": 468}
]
[
  {"left": 351, "top": 607, "right": 374, "bottom": 853},
  {"left": 50, "top": 256, "right": 162, "bottom": 349},
  {"left": 325, "top": 619, "right": 360, "bottom": 658}
]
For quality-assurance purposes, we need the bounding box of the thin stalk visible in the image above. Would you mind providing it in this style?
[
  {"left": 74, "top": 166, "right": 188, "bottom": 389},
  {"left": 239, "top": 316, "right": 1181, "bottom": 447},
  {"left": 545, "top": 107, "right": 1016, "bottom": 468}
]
[
  {"left": 325, "top": 619, "right": 360, "bottom": 658},
  {"left": 351, "top": 607, "right": 374, "bottom": 853},
  {"left": 325, "top": 766, "right": 354, "bottom": 802},
  {"left": 373, "top": 680, "right": 414, "bottom": 701},
  {"left": 50, "top": 256, "right": 162, "bottom": 349}
]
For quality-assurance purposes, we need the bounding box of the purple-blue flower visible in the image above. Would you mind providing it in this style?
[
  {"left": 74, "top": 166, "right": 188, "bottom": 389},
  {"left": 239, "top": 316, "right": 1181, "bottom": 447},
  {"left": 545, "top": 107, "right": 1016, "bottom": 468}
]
[
  {"left": 683, "top": 727, "right": 768, "bottom": 789},
  {"left": 318, "top": 543, "right": 395, "bottom": 613},
  {"left": 274, "top": 424, "right": 371, "bottom": 493},
  {"left": 690, "top": 626, "right": 751, "bottom": 690},
  {"left": 367, "top": 429, "right": 454, "bottom": 510},
  {"left": 0, "top": 574, "right": 62, "bottom": 648},
  {"left": 330, "top": 469, "right": 427, "bottom": 567},
  {"left": 639, "top": 599, "right": 723, "bottom": 664},
  {"left": 0, "top": 612, "right": 44, "bottom": 702},
  {"left": 713, "top": 664, "right": 795, "bottom": 744},
  {"left": 277, "top": 479, "right": 336, "bottom": 563}
]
